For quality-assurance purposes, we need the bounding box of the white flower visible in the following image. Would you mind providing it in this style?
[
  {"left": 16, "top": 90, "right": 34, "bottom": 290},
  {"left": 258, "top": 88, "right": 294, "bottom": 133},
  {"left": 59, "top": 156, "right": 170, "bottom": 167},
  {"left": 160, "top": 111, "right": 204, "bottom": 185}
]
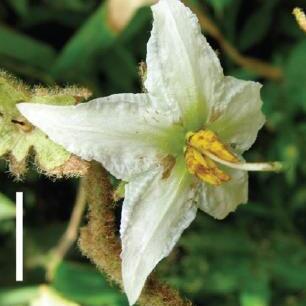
[{"left": 17, "top": 0, "right": 281, "bottom": 304}]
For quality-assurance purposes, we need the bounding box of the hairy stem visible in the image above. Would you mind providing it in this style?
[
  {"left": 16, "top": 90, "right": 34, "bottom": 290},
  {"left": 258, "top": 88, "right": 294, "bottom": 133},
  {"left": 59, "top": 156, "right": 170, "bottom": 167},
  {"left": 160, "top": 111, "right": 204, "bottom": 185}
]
[
  {"left": 79, "top": 162, "right": 192, "bottom": 306},
  {"left": 47, "top": 178, "right": 87, "bottom": 281}
]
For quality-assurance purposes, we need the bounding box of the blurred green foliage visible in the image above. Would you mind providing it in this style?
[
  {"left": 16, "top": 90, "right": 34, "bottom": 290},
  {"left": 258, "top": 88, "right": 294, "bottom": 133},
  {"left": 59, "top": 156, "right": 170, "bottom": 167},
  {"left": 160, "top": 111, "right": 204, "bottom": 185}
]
[
  {"left": 0, "top": 193, "right": 15, "bottom": 221},
  {"left": 0, "top": 0, "right": 306, "bottom": 305}
]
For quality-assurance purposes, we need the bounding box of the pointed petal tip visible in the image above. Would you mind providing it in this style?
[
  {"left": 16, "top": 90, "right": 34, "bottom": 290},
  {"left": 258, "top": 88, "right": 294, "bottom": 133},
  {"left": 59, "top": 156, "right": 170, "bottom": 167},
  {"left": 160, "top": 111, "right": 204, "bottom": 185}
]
[
  {"left": 123, "top": 280, "right": 141, "bottom": 306},
  {"left": 17, "top": 102, "right": 49, "bottom": 128},
  {"left": 17, "top": 102, "right": 41, "bottom": 120},
  {"left": 16, "top": 102, "right": 31, "bottom": 113},
  {"left": 120, "top": 162, "right": 197, "bottom": 306},
  {"left": 121, "top": 262, "right": 145, "bottom": 305},
  {"left": 16, "top": 103, "right": 36, "bottom": 124}
]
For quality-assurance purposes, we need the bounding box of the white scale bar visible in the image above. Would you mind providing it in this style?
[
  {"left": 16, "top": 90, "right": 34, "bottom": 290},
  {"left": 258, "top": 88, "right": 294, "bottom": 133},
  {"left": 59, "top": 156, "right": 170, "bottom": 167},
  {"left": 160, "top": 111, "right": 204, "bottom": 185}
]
[{"left": 16, "top": 192, "right": 23, "bottom": 282}]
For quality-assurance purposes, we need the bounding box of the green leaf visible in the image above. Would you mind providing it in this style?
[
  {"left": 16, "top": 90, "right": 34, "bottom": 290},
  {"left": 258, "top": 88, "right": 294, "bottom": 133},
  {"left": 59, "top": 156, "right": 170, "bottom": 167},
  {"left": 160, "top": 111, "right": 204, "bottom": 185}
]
[
  {"left": 269, "top": 234, "right": 306, "bottom": 290},
  {"left": 239, "top": 0, "right": 279, "bottom": 51},
  {"left": 0, "top": 193, "right": 15, "bottom": 221},
  {"left": 0, "top": 287, "right": 39, "bottom": 306},
  {"left": 180, "top": 219, "right": 254, "bottom": 254},
  {"left": 222, "top": 0, "right": 242, "bottom": 41},
  {"left": 0, "top": 71, "right": 90, "bottom": 177},
  {"left": 285, "top": 39, "right": 306, "bottom": 110},
  {"left": 205, "top": 0, "right": 233, "bottom": 14},
  {"left": 52, "top": 262, "right": 126, "bottom": 306},
  {"left": 240, "top": 270, "right": 270, "bottom": 306},
  {"left": 101, "top": 46, "right": 138, "bottom": 92},
  {"left": 271, "top": 254, "right": 306, "bottom": 290},
  {"left": 7, "top": 0, "right": 29, "bottom": 16},
  {"left": 0, "top": 26, "right": 56, "bottom": 70},
  {"left": 43, "top": 0, "right": 92, "bottom": 12},
  {"left": 51, "top": 3, "right": 116, "bottom": 80},
  {"left": 166, "top": 217, "right": 256, "bottom": 296}
]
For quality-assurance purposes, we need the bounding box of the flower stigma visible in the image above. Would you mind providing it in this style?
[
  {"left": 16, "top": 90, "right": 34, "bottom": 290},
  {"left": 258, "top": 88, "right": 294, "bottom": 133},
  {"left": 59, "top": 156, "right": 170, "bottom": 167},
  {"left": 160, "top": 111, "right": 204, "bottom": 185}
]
[{"left": 184, "top": 129, "right": 282, "bottom": 186}]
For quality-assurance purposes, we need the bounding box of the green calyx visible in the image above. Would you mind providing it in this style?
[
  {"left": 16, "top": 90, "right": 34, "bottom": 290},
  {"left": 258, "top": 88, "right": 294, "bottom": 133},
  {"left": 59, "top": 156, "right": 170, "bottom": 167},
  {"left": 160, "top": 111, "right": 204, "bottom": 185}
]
[{"left": 0, "top": 71, "right": 91, "bottom": 178}]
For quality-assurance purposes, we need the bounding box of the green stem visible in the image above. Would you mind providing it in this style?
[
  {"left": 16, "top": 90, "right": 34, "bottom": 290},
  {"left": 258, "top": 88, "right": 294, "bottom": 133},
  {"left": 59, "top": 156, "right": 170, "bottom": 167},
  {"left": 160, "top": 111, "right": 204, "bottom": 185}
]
[{"left": 46, "top": 178, "right": 87, "bottom": 281}]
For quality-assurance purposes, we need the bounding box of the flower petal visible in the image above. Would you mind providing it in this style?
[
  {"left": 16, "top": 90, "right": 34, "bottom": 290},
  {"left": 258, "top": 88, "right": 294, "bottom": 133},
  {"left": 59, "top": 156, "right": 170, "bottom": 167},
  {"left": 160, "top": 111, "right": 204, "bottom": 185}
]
[
  {"left": 198, "top": 168, "right": 248, "bottom": 220},
  {"left": 17, "top": 94, "right": 177, "bottom": 180},
  {"left": 145, "top": 0, "right": 223, "bottom": 130},
  {"left": 120, "top": 158, "right": 197, "bottom": 305},
  {"left": 208, "top": 76, "right": 265, "bottom": 152}
]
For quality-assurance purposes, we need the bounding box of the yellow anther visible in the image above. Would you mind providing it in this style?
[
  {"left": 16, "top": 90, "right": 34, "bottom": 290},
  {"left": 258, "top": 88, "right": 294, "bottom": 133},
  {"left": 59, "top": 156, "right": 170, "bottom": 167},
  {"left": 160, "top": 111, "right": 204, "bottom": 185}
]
[
  {"left": 293, "top": 8, "right": 306, "bottom": 33},
  {"left": 185, "top": 146, "right": 230, "bottom": 186},
  {"left": 187, "top": 130, "right": 239, "bottom": 163},
  {"left": 185, "top": 129, "right": 282, "bottom": 182}
]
